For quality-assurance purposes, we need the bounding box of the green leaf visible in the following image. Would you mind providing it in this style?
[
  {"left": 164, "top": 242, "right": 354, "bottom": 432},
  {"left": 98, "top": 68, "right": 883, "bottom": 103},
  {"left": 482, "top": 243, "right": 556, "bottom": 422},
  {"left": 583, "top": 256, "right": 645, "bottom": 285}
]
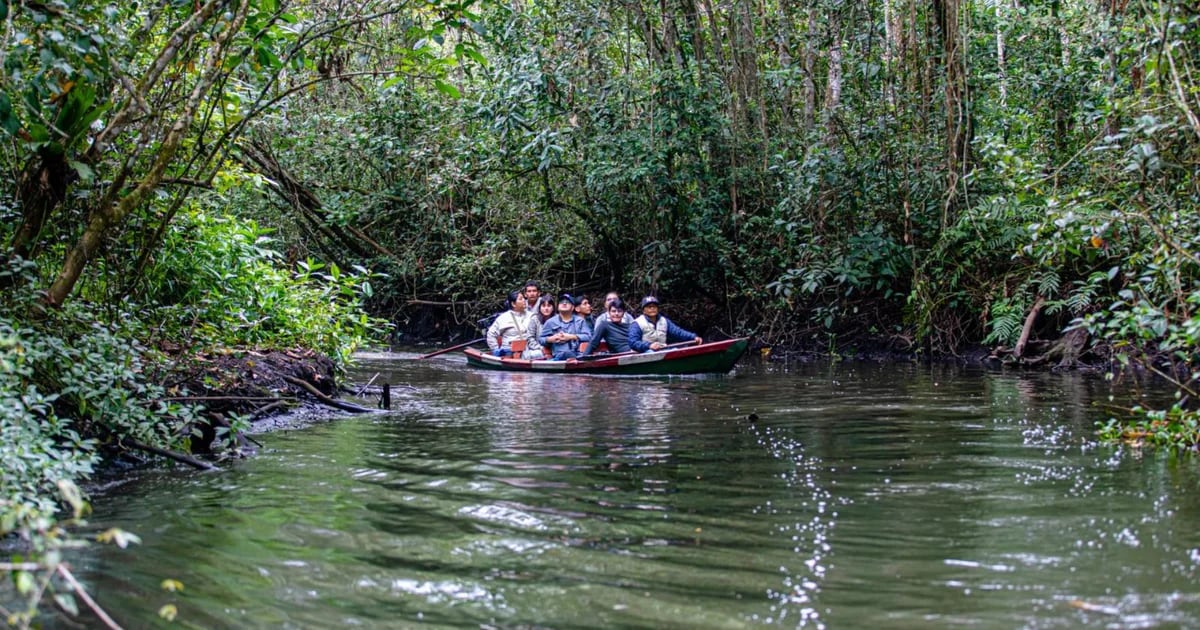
[
  {"left": 0, "top": 92, "right": 20, "bottom": 135},
  {"left": 55, "top": 593, "right": 79, "bottom": 617},
  {"left": 15, "top": 571, "right": 34, "bottom": 594},
  {"left": 68, "top": 160, "right": 94, "bottom": 182},
  {"left": 434, "top": 79, "right": 461, "bottom": 99}
]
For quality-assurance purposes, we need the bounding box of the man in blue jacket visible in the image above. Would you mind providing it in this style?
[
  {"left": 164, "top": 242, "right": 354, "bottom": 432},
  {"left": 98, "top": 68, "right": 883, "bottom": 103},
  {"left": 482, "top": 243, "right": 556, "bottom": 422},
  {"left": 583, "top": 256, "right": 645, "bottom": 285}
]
[
  {"left": 539, "top": 294, "right": 592, "bottom": 360},
  {"left": 628, "top": 296, "right": 703, "bottom": 352}
]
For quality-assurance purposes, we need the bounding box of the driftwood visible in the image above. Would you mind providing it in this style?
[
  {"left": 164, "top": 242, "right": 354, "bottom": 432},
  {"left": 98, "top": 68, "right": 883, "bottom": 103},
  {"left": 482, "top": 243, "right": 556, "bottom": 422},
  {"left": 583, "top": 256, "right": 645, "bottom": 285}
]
[
  {"left": 992, "top": 327, "right": 1090, "bottom": 369},
  {"left": 1013, "top": 295, "right": 1046, "bottom": 359},
  {"left": 123, "top": 438, "right": 218, "bottom": 471},
  {"left": 250, "top": 399, "right": 292, "bottom": 419},
  {"left": 1022, "top": 327, "right": 1090, "bottom": 368},
  {"left": 281, "top": 375, "right": 374, "bottom": 413},
  {"left": 57, "top": 564, "right": 124, "bottom": 630}
]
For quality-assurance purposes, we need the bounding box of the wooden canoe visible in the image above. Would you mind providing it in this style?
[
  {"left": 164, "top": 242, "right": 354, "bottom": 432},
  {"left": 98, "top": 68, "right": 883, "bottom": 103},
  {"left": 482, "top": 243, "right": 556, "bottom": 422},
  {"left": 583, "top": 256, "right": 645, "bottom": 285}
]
[{"left": 463, "top": 338, "right": 750, "bottom": 375}]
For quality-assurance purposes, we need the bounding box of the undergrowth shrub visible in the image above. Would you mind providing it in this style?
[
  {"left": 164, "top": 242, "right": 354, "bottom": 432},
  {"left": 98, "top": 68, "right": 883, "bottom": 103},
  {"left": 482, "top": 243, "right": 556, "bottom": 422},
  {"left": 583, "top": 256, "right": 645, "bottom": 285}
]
[
  {"left": 141, "top": 208, "right": 387, "bottom": 367},
  {"left": 0, "top": 265, "right": 201, "bottom": 538}
]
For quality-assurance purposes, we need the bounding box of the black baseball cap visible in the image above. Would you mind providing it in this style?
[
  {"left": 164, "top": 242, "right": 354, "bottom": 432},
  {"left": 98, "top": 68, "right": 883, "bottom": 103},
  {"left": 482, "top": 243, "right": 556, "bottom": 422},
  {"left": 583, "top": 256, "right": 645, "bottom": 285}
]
[{"left": 640, "top": 296, "right": 660, "bottom": 308}]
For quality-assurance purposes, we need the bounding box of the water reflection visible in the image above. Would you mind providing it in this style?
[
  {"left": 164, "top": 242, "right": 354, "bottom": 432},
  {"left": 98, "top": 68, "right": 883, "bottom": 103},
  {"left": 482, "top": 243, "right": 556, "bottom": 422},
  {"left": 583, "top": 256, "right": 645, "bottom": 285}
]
[{"left": 69, "top": 356, "right": 1200, "bottom": 629}]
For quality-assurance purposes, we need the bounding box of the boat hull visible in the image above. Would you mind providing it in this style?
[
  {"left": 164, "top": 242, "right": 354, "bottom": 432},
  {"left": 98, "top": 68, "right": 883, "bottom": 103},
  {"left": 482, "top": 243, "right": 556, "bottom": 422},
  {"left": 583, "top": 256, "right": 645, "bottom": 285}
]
[{"left": 463, "top": 338, "right": 750, "bottom": 375}]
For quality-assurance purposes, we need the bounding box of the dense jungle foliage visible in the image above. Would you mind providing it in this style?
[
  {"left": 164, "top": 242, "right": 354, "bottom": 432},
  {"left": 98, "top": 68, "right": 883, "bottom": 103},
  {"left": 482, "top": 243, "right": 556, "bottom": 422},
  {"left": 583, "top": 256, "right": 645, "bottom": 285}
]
[{"left": 1, "top": 0, "right": 1198, "bottom": 623}]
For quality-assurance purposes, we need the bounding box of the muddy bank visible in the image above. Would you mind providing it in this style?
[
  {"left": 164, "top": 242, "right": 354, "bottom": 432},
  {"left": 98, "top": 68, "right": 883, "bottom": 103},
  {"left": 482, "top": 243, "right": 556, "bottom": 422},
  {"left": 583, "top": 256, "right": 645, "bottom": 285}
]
[{"left": 153, "top": 348, "right": 378, "bottom": 455}]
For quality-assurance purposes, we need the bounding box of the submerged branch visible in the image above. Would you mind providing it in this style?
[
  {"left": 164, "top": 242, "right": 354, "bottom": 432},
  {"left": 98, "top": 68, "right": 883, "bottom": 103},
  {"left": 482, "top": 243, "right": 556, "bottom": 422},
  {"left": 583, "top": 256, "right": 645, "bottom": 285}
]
[{"left": 281, "top": 375, "right": 374, "bottom": 413}]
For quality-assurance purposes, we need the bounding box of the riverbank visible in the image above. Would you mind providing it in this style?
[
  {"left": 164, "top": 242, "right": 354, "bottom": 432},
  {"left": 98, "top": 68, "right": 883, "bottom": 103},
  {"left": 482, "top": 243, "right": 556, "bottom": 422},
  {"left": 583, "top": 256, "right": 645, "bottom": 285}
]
[{"left": 153, "top": 346, "right": 379, "bottom": 455}]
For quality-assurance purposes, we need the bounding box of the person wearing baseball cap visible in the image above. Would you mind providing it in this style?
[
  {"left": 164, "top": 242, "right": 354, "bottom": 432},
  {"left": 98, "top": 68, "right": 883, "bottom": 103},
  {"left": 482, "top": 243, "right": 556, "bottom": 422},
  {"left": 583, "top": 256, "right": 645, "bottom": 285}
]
[
  {"left": 629, "top": 295, "right": 702, "bottom": 352},
  {"left": 538, "top": 293, "right": 592, "bottom": 360}
]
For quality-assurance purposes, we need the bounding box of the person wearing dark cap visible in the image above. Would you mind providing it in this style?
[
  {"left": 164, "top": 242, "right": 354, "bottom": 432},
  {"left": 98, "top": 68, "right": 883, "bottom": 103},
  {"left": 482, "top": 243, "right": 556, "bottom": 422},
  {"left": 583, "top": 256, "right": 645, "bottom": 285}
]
[
  {"left": 629, "top": 296, "right": 702, "bottom": 352},
  {"left": 539, "top": 293, "right": 592, "bottom": 360}
]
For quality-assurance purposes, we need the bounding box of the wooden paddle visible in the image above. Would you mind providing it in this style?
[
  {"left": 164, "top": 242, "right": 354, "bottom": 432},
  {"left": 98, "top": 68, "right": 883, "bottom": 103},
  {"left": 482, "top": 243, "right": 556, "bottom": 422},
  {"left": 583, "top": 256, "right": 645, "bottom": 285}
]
[{"left": 417, "top": 337, "right": 486, "bottom": 359}]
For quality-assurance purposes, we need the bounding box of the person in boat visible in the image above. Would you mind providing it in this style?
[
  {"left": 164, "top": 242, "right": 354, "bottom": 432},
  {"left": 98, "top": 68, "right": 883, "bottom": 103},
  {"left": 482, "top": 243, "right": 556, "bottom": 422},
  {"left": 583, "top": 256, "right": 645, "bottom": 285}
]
[
  {"left": 523, "top": 295, "right": 556, "bottom": 360},
  {"left": 601, "top": 291, "right": 635, "bottom": 325},
  {"left": 579, "top": 297, "right": 633, "bottom": 358},
  {"left": 628, "top": 296, "right": 702, "bottom": 352},
  {"left": 486, "top": 289, "right": 532, "bottom": 357},
  {"left": 522, "top": 280, "right": 542, "bottom": 307},
  {"left": 539, "top": 293, "right": 592, "bottom": 360},
  {"left": 575, "top": 294, "right": 596, "bottom": 331}
]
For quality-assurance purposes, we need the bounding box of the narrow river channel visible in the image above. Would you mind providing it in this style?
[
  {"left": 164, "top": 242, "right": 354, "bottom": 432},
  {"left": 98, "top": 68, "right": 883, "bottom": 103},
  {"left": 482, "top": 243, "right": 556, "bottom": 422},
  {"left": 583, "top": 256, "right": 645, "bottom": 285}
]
[{"left": 77, "top": 353, "right": 1200, "bottom": 628}]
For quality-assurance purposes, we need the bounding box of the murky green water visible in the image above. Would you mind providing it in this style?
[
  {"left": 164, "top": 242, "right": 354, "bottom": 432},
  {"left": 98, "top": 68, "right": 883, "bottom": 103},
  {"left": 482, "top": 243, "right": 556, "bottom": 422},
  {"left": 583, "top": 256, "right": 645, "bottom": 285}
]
[{"left": 75, "top": 354, "right": 1200, "bottom": 628}]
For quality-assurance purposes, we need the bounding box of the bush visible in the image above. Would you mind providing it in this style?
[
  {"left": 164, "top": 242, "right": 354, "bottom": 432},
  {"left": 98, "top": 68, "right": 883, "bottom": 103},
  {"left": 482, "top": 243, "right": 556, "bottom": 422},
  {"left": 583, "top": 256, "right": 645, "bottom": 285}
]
[{"left": 139, "top": 207, "right": 388, "bottom": 367}]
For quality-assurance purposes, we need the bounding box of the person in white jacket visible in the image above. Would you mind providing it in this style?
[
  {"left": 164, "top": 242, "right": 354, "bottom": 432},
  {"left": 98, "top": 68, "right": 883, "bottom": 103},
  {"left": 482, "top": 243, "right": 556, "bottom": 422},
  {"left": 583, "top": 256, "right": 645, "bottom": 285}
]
[{"left": 486, "top": 290, "right": 532, "bottom": 357}]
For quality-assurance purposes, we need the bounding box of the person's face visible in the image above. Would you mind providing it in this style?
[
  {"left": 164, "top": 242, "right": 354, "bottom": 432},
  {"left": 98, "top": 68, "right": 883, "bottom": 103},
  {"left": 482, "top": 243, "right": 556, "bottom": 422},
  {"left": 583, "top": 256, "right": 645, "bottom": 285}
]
[
  {"left": 539, "top": 300, "right": 554, "bottom": 316},
  {"left": 576, "top": 298, "right": 591, "bottom": 315},
  {"left": 524, "top": 286, "right": 540, "bottom": 302},
  {"left": 604, "top": 292, "right": 619, "bottom": 307},
  {"left": 557, "top": 300, "right": 574, "bottom": 317},
  {"left": 512, "top": 294, "right": 527, "bottom": 312},
  {"left": 608, "top": 306, "right": 625, "bottom": 323},
  {"left": 642, "top": 304, "right": 659, "bottom": 318}
]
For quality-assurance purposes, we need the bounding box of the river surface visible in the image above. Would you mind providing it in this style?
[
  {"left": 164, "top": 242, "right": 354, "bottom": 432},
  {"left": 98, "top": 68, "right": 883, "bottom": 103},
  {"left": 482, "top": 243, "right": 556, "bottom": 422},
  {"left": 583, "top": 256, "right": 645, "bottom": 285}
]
[{"left": 75, "top": 353, "right": 1200, "bottom": 628}]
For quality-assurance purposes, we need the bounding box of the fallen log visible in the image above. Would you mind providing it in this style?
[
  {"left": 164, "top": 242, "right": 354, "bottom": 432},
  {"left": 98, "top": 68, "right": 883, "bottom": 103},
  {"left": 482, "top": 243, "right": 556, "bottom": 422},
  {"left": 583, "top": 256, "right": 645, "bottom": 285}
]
[
  {"left": 123, "top": 438, "right": 218, "bottom": 471},
  {"left": 281, "top": 375, "right": 375, "bottom": 413}
]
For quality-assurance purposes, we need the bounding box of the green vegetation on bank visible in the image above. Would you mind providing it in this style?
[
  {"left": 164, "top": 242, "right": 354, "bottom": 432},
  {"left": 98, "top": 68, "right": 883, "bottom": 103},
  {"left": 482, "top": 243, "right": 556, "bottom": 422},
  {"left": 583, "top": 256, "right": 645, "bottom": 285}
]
[
  {"left": 1, "top": 206, "right": 379, "bottom": 625},
  {"left": 0, "top": 0, "right": 1197, "bottom": 623}
]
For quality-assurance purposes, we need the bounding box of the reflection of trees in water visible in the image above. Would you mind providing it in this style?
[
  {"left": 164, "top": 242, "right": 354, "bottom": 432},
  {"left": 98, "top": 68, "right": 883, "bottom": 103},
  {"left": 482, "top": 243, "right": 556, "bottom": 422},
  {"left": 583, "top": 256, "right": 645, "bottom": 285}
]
[{"left": 468, "top": 373, "right": 691, "bottom": 480}]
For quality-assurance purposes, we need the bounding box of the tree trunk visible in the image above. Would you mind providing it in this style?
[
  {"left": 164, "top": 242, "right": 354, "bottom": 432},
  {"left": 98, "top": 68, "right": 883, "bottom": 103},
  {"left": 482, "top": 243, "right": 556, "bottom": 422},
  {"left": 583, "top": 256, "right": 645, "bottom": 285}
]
[
  {"left": 8, "top": 156, "right": 73, "bottom": 262},
  {"left": 45, "top": 0, "right": 248, "bottom": 306},
  {"left": 934, "top": 0, "right": 969, "bottom": 227},
  {"left": 801, "top": 12, "right": 817, "bottom": 131}
]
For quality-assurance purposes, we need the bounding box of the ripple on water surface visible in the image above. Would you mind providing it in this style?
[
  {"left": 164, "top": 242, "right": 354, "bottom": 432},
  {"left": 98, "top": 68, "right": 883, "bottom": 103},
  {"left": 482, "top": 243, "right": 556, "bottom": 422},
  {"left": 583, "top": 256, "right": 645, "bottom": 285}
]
[{"left": 75, "top": 358, "right": 1200, "bottom": 628}]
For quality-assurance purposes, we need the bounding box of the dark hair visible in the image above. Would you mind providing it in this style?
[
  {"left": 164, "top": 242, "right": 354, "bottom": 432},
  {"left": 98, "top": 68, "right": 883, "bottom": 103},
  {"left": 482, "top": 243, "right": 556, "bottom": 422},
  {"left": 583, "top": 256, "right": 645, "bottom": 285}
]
[
  {"left": 505, "top": 289, "right": 523, "bottom": 310},
  {"left": 534, "top": 295, "right": 556, "bottom": 322},
  {"left": 523, "top": 280, "right": 540, "bottom": 291},
  {"left": 607, "top": 298, "right": 626, "bottom": 311}
]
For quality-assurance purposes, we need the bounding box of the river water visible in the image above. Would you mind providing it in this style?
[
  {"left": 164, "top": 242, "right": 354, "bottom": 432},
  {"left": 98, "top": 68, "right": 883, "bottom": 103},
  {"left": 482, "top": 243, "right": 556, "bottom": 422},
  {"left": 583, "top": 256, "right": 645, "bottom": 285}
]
[{"left": 76, "top": 353, "right": 1200, "bottom": 628}]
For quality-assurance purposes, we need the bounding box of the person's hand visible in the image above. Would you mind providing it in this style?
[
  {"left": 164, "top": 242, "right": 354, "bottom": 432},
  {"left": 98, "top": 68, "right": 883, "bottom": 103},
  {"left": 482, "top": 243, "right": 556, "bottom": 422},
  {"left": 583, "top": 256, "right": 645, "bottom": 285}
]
[
  {"left": 650, "top": 342, "right": 664, "bottom": 350},
  {"left": 694, "top": 337, "right": 703, "bottom": 345}
]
